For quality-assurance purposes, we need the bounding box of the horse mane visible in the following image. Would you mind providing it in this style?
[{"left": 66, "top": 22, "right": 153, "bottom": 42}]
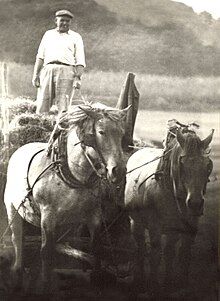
[
  {"left": 162, "top": 130, "right": 201, "bottom": 186},
  {"left": 46, "top": 103, "right": 124, "bottom": 154},
  {"left": 182, "top": 131, "right": 203, "bottom": 156},
  {"left": 58, "top": 103, "right": 123, "bottom": 129}
]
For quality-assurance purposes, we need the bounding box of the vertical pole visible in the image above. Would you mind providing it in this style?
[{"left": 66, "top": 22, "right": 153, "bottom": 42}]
[
  {"left": 2, "top": 62, "right": 8, "bottom": 98},
  {"left": 1, "top": 62, "right": 9, "bottom": 160}
]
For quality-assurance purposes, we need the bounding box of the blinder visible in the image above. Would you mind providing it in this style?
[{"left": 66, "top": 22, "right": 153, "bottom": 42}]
[{"left": 83, "top": 133, "right": 97, "bottom": 148}]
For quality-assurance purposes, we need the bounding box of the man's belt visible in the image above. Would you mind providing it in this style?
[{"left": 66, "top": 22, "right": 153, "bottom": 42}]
[{"left": 47, "top": 61, "right": 72, "bottom": 66}]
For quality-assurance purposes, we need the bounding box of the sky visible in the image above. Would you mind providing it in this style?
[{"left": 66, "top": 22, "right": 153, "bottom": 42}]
[{"left": 172, "top": 0, "right": 220, "bottom": 19}]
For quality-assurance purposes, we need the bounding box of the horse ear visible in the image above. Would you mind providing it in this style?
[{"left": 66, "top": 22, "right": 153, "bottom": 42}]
[
  {"left": 122, "top": 104, "right": 132, "bottom": 113},
  {"left": 202, "top": 129, "right": 214, "bottom": 150},
  {"left": 79, "top": 106, "right": 97, "bottom": 119},
  {"left": 176, "top": 128, "right": 185, "bottom": 149},
  {"left": 118, "top": 105, "right": 132, "bottom": 119}
]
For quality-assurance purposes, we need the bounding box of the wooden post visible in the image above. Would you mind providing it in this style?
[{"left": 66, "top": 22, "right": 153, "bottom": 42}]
[
  {"left": 2, "top": 62, "right": 8, "bottom": 98},
  {"left": 1, "top": 62, "right": 10, "bottom": 160}
]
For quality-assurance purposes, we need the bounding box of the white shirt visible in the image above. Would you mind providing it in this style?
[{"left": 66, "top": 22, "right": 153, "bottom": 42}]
[{"left": 37, "top": 29, "right": 86, "bottom": 67}]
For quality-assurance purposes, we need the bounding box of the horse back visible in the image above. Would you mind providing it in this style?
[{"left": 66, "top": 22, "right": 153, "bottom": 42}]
[
  {"left": 4, "top": 142, "right": 47, "bottom": 225},
  {"left": 6, "top": 142, "right": 47, "bottom": 181},
  {"left": 125, "top": 147, "right": 163, "bottom": 210}
]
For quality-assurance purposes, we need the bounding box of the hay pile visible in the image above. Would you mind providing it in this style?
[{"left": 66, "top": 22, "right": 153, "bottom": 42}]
[
  {"left": 9, "top": 113, "right": 55, "bottom": 147},
  {"left": 0, "top": 98, "right": 56, "bottom": 150}
]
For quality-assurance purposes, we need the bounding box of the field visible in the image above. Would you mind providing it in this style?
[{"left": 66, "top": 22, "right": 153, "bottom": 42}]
[
  {"left": 1, "top": 62, "right": 220, "bottom": 112},
  {"left": 0, "top": 106, "right": 218, "bottom": 300},
  {"left": 0, "top": 66, "right": 219, "bottom": 299},
  {"left": 134, "top": 110, "right": 220, "bottom": 145}
]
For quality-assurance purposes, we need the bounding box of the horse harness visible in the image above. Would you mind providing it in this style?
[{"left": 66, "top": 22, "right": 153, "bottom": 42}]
[
  {"left": 23, "top": 125, "right": 126, "bottom": 277},
  {"left": 25, "top": 128, "right": 108, "bottom": 201},
  {"left": 128, "top": 125, "right": 207, "bottom": 236},
  {"left": 24, "top": 126, "right": 124, "bottom": 223}
]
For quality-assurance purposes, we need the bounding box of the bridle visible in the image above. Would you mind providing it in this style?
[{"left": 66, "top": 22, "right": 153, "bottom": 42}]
[
  {"left": 78, "top": 119, "right": 108, "bottom": 180},
  {"left": 169, "top": 150, "right": 213, "bottom": 235},
  {"left": 52, "top": 126, "right": 108, "bottom": 188}
]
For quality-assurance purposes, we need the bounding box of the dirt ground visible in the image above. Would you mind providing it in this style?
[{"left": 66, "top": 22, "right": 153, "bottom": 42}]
[{"left": 1, "top": 177, "right": 218, "bottom": 301}]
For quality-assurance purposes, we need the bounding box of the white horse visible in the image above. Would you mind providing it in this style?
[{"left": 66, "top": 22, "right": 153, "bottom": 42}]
[{"left": 4, "top": 103, "right": 130, "bottom": 290}]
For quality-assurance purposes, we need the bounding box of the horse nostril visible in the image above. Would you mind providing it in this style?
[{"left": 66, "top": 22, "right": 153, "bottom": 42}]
[
  {"left": 111, "top": 166, "right": 120, "bottom": 182},
  {"left": 108, "top": 166, "right": 126, "bottom": 183},
  {"left": 111, "top": 166, "right": 119, "bottom": 177},
  {"left": 187, "top": 198, "right": 204, "bottom": 214}
]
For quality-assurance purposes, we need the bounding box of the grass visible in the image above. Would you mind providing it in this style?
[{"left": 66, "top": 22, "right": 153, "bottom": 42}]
[{"left": 1, "top": 62, "right": 220, "bottom": 111}]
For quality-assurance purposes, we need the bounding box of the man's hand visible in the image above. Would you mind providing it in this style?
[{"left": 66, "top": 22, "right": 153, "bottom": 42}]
[
  {"left": 32, "top": 58, "right": 43, "bottom": 87},
  {"left": 32, "top": 75, "right": 40, "bottom": 88},
  {"left": 73, "top": 77, "right": 81, "bottom": 90}
]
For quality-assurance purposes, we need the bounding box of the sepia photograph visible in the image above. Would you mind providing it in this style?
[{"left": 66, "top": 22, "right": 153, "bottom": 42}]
[{"left": 0, "top": 0, "right": 219, "bottom": 300}]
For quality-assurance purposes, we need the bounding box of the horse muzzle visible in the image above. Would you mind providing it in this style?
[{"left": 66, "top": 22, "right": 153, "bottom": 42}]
[{"left": 186, "top": 197, "right": 205, "bottom": 216}]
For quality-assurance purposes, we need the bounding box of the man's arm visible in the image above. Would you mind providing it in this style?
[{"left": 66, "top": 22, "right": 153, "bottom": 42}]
[
  {"left": 75, "top": 33, "right": 85, "bottom": 72},
  {"left": 73, "top": 32, "right": 85, "bottom": 90},
  {"left": 32, "top": 58, "right": 44, "bottom": 88}
]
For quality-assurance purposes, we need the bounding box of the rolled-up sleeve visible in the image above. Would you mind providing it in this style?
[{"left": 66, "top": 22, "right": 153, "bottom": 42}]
[{"left": 75, "top": 33, "right": 86, "bottom": 67}]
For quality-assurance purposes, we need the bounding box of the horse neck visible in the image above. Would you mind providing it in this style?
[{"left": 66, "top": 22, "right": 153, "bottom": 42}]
[
  {"left": 169, "top": 144, "right": 188, "bottom": 207},
  {"left": 163, "top": 143, "right": 181, "bottom": 192}
]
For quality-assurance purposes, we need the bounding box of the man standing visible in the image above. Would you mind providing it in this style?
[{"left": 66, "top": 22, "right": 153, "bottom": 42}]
[{"left": 32, "top": 10, "right": 86, "bottom": 113}]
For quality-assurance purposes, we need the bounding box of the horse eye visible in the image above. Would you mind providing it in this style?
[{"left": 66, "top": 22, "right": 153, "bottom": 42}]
[{"left": 98, "top": 130, "right": 105, "bottom": 135}]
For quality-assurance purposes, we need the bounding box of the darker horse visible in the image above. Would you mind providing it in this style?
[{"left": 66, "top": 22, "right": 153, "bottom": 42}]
[
  {"left": 4, "top": 103, "right": 130, "bottom": 290},
  {"left": 125, "top": 128, "right": 214, "bottom": 293}
]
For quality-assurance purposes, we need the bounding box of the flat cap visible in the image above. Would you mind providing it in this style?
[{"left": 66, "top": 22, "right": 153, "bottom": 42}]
[{"left": 55, "top": 10, "right": 73, "bottom": 18}]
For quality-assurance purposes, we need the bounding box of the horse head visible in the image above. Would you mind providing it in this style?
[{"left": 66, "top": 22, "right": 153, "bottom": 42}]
[
  {"left": 170, "top": 129, "right": 214, "bottom": 216},
  {"left": 72, "top": 104, "right": 130, "bottom": 184}
]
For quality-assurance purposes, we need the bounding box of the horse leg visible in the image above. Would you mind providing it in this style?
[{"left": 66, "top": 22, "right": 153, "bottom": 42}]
[
  {"left": 148, "top": 217, "right": 162, "bottom": 292},
  {"left": 178, "top": 233, "right": 196, "bottom": 287},
  {"left": 131, "top": 219, "right": 146, "bottom": 291},
  {"left": 91, "top": 226, "right": 102, "bottom": 272},
  {"left": 40, "top": 208, "right": 56, "bottom": 289},
  {"left": 7, "top": 203, "right": 24, "bottom": 289},
  {"left": 89, "top": 223, "right": 104, "bottom": 287},
  {"left": 163, "top": 232, "right": 179, "bottom": 289}
]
